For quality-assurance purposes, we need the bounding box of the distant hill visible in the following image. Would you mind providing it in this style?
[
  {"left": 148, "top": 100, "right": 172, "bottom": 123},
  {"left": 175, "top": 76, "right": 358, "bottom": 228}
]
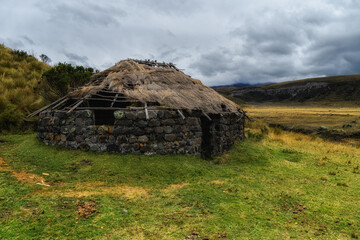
[
  {"left": 211, "top": 82, "right": 274, "bottom": 89},
  {"left": 216, "top": 75, "right": 360, "bottom": 105},
  {"left": 0, "top": 44, "right": 50, "bottom": 131}
]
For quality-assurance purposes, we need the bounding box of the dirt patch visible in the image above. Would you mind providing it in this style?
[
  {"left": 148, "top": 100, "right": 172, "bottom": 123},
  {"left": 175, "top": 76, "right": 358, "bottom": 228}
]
[
  {"left": 0, "top": 157, "right": 49, "bottom": 186},
  {"left": 76, "top": 198, "right": 99, "bottom": 219}
]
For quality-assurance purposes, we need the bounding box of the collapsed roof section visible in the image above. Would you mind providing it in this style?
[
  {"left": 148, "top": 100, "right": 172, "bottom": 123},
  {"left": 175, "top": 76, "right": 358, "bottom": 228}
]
[{"left": 29, "top": 59, "right": 243, "bottom": 117}]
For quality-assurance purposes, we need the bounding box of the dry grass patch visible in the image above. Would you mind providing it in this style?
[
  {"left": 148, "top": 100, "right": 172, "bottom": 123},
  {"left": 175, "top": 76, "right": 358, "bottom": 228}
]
[
  {"left": 246, "top": 105, "right": 360, "bottom": 136},
  {"left": 36, "top": 181, "right": 149, "bottom": 199},
  {"left": 164, "top": 183, "right": 189, "bottom": 191},
  {"left": 0, "top": 157, "right": 48, "bottom": 186},
  {"left": 210, "top": 180, "right": 224, "bottom": 185}
]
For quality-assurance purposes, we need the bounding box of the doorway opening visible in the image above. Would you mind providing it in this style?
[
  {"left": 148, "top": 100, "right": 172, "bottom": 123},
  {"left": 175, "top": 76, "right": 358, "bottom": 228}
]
[{"left": 200, "top": 117, "right": 213, "bottom": 159}]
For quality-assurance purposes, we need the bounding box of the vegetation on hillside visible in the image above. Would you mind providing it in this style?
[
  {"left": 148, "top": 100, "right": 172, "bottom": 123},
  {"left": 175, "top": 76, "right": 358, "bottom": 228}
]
[
  {"left": 0, "top": 44, "right": 50, "bottom": 132},
  {"left": 40, "top": 63, "right": 95, "bottom": 102},
  {"left": 0, "top": 124, "right": 359, "bottom": 239},
  {"left": 0, "top": 45, "right": 95, "bottom": 133}
]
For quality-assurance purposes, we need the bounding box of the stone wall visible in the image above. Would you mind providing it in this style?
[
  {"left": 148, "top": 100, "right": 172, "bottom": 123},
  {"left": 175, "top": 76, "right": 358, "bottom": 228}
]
[
  {"left": 37, "top": 109, "right": 203, "bottom": 156},
  {"left": 37, "top": 109, "right": 245, "bottom": 157},
  {"left": 210, "top": 113, "right": 245, "bottom": 156}
]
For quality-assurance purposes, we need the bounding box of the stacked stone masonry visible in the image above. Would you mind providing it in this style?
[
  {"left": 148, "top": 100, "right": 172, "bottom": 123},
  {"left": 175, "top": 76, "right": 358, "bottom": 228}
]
[{"left": 37, "top": 109, "right": 244, "bottom": 157}]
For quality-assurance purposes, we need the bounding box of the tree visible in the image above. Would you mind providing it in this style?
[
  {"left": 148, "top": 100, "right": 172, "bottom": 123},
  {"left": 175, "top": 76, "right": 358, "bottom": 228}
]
[{"left": 39, "top": 54, "right": 51, "bottom": 64}]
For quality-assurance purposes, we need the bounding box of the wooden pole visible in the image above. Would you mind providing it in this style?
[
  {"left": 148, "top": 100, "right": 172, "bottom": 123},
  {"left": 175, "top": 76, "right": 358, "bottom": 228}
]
[
  {"left": 67, "top": 95, "right": 90, "bottom": 113},
  {"left": 202, "top": 111, "right": 212, "bottom": 121},
  {"left": 110, "top": 94, "right": 119, "bottom": 107},
  {"left": 27, "top": 95, "right": 67, "bottom": 118},
  {"left": 52, "top": 97, "right": 69, "bottom": 110},
  {"left": 177, "top": 110, "right": 185, "bottom": 119},
  {"left": 144, "top": 102, "right": 149, "bottom": 120}
]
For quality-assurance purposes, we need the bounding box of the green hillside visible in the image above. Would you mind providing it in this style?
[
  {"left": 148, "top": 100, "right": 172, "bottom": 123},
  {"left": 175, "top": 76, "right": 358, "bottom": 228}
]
[
  {"left": 217, "top": 75, "right": 360, "bottom": 105},
  {"left": 0, "top": 44, "right": 50, "bottom": 132}
]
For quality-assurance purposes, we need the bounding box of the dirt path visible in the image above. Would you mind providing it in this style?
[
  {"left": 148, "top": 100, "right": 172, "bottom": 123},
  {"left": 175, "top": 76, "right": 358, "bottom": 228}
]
[{"left": 0, "top": 157, "right": 50, "bottom": 186}]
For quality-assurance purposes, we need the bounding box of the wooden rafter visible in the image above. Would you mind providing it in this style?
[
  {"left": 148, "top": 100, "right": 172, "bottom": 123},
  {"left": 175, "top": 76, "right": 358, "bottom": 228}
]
[
  {"left": 67, "top": 95, "right": 90, "bottom": 113},
  {"left": 27, "top": 95, "right": 68, "bottom": 118},
  {"left": 110, "top": 94, "right": 119, "bottom": 107},
  {"left": 202, "top": 111, "right": 212, "bottom": 121},
  {"left": 177, "top": 110, "right": 185, "bottom": 119},
  {"left": 52, "top": 97, "right": 69, "bottom": 110},
  {"left": 144, "top": 102, "right": 149, "bottom": 120}
]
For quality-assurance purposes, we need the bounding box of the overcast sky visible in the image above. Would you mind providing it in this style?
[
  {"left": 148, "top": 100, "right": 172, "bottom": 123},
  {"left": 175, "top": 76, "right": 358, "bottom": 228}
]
[{"left": 1, "top": 0, "right": 360, "bottom": 86}]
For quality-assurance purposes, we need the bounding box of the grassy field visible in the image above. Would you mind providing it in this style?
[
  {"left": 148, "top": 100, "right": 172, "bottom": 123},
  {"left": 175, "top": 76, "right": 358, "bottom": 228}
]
[
  {"left": 245, "top": 104, "right": 360, "bottom": 141},
  {"left": 1, "top": 124, "right": 360, "bottom": 239}
]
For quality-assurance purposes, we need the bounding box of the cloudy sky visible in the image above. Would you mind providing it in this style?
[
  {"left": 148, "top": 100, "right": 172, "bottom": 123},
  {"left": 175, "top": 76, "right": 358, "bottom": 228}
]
[{"left": 1, "top": 0, "right": 360, "bottom": 86}]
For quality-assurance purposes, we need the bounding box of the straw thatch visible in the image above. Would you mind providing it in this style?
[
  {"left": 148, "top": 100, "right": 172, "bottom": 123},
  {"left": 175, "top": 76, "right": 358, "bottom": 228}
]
[{"left": 69, "top": 59, "right": 241, "bottom": 113}]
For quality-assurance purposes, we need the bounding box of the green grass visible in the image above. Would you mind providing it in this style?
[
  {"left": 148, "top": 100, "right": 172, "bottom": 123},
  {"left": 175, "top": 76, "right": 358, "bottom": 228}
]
[{"left": 0, "top": 132, "right": 360, "bottom": 239}]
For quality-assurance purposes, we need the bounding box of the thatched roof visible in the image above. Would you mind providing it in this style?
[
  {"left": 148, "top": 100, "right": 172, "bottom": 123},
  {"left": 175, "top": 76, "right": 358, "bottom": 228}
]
[{"left": 68, "top": 59, "right": 241, "bottom": 114}]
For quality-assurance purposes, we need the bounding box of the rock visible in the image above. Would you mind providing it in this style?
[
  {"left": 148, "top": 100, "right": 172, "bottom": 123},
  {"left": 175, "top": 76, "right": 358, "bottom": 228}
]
[
  {"left": 164, "top": 110, "right": 176, "bottom": 118},
  {"left": 157, "top": 111, "right": 164, "bottom": 119},
  {"left": 107, "top": 144, "right": 119, "bottom": 152},
  {"left": 75, "top": 118, "right": 84, "bottom": 127},
  {"left": 98, "top": 135, "right": 107, "bottom": 143},
  {"left": 84, "top": 110, "right": 93, "bottom": 118},
  {"left": 108, "top": 135, "right": 116, "bottom": 143},
  {"left": 155, "top": 127, "right": 164, "bottom": 133},
  {"left": 186, "top": 117, "right": 199, "bottom": 126},
  {"left": 162, "top": 119, "right": 175, "bottom": 125},
  {"left": 136, "top": 120, "right": 148, "bottom": 128},
  {"left": 122, "top": 209, "right": 128, "bottom": 214},
  {"left": 128, "top": 136, "right": 137, "bottom": 143},
  {"left": 115, "top": 120, "right": 133, "bottom": 126},
  {"left": 138, "top": 135, "right": 149, "bottom": 143},
  {"left": 133, "top": 128, "right": 145, "bottom": 136},
  {"left": 164, "top": 126, "right": 173, "bottom": 134},
  {"left": 318, "top": 126, "right": 327, "bottom": 131},
  {"left": 148, "top": 119, "right": 160, "bottom": 127},
  {"left": 125, "top": 112, "right": 137, "bottom": 120},
  {"left": 164, "top": 134, "right": 176, "bottom": 141},
  {"left": 114, "top": 111, "right": 125, "bottom": 119},
  {"left": 97, "top": 125, "right": 108, "bottom": 134},
  {"left": 75, "top": 136, "right": 83, "bottom": 143},
  {"left": 136, "top": 111, "right": 146, "bottom": 119},
  {"left": 147, "top": 110, "right": 157, "bottom": 119}
]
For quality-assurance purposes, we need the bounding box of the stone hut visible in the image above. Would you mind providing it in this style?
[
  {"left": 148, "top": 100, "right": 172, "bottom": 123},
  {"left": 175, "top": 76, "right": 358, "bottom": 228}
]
[{"left": 32, "top": 59, "right": 246, "bottom": 158}]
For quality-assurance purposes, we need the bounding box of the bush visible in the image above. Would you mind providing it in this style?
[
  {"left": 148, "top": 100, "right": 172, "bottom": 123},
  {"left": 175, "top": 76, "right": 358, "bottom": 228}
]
[{"left": 40, "top": 63, "right": 95, "bottom": 101}]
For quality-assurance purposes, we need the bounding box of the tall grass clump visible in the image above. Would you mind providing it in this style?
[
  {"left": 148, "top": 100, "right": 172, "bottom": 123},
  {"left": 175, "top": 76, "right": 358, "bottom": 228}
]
[
  {"left": 0, "top": 45, "right": 96, "bottom": 133},
  {"left": 0, "top": 44, "right": 50, "bottom": 132}
]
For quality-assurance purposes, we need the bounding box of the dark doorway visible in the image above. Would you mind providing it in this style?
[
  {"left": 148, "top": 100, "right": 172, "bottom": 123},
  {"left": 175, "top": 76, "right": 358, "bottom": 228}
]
[
  {"left": 94, "top": 110, "right": 115, "bottom": 125},
  {"left": 200, "top": 117, "right": 213, "bottom": 159}
]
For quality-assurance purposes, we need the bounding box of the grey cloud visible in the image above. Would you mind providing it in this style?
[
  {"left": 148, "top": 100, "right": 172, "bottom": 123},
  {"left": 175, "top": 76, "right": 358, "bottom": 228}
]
[
  {"left": 22, "top": 36, "right": 35, "bottom": 45},
  {"left": 42, "top": 2, "right": 125, "bottom": 27},
  {"left": 129, "top": 0, "right": 202, "bottom": 16},
  {"left": 64, "top": 51, "right": 89, "bottom": 66},
  {"left": 0, "top": 38, "right": 24, "bottom": 49},
  {"left": 2, "top": 0, "right": 360, "bottom": 86}
]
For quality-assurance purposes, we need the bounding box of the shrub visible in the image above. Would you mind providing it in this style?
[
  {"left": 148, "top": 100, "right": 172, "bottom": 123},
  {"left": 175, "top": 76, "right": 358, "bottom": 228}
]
[{"left": 40, "top": 63, "right": 95, "bottom": 101}]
